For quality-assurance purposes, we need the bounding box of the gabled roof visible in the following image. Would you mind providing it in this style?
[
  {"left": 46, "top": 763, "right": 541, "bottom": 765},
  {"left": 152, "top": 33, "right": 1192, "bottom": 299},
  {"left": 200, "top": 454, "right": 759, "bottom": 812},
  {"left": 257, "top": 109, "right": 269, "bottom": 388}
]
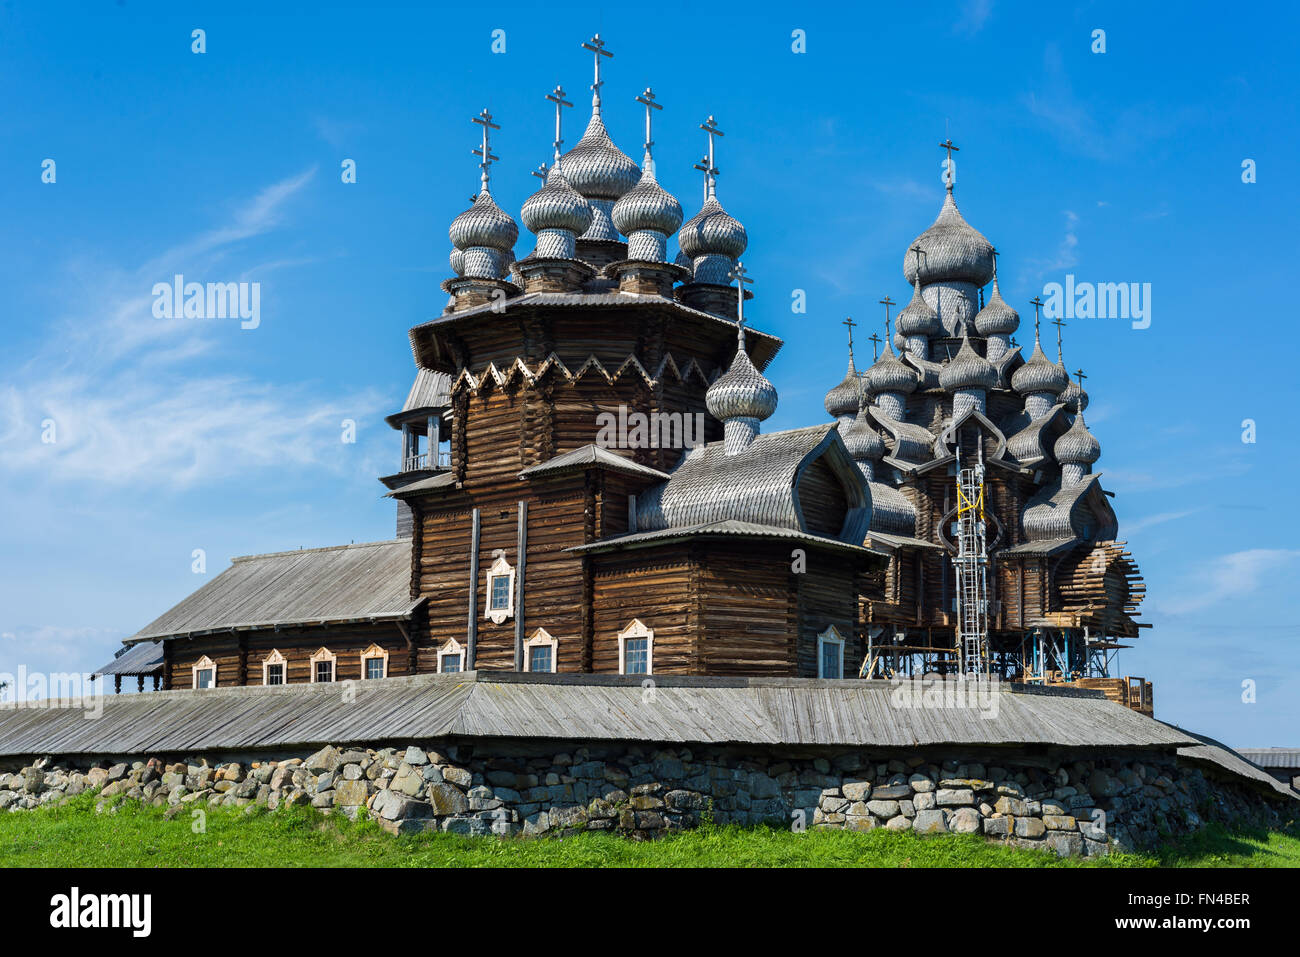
[
  {"left": 386, "top": 471, "right": 458, "bottom": 498},
  {"left": 1022, "top": 473, "right": 1118, "bottom": 544},
  {"left": 634, "top": 424, "right": 870, "bottom": 543},
  {"left": 518, "top": 445, "right": 671, "bottom": 482},
  {"left": 127, "top": 540, "right": 419, "bottom": 644}
]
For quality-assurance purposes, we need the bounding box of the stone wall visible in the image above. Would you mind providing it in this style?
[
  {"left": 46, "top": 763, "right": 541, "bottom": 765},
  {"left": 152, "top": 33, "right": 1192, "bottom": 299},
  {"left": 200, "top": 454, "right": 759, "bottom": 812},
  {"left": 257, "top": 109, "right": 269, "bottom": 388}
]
[{"left": 0, "top": 742, "right": 1289, "bottom": 857}]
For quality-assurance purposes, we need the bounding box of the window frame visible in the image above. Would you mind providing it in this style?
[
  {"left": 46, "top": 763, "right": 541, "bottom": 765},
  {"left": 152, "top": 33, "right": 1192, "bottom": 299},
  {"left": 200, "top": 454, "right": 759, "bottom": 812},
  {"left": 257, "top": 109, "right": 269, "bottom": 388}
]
[
  {"left": 309, "top": 647, "right": 336, "bottom": 683},
  {"left": 817, "top": 625, "right": 845, "bottom": 679},
  {"left": 484, "top": 552, "right": 516, "bottom": 625},
  {"left": 437, "top": 637, "right": 466, "bottom": 674},
  {"left": 262, "top": 648, "right": 287, "bottom": 686},
  {"left": 617, "top": 619, "right": 654, "bottom": 676},
  {"left": 192, "top": 655, "right": 217, "bottom": 690},
  {"left": 360, "top": 643, "right": 389, "bottom": 680},
  {"left": 523, "top": 628, "right": 558, "bottom": 673}
]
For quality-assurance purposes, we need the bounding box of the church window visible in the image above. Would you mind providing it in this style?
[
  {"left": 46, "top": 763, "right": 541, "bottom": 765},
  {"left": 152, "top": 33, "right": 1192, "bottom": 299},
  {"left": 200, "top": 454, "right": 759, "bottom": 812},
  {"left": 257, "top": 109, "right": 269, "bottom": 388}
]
[
  {"left": 817, "top": 626, "right": 845, "bottom": 679},
  {"left": 262, "top": 649, "right": 287, "bottom": 686},
  {"left": 361, "top": 644, "right": 389, "bottom": 680},
  {"left": 310, "top": 647, "right": 336, "bottom": 683},
  {"left": 193, "top": 655, "right": 217, "bottom": 689},
  {"left": 485, "top": 552, "right": 516, "bottom": 624},
  {"left": 618, "top": 620, "right": 654, "bottom": 675},
  {"left": 437, "top": 638, "right": 466, "bottom": 674},
  {"left": 524, "top": 628, "right": 557, "bottom": 673}
]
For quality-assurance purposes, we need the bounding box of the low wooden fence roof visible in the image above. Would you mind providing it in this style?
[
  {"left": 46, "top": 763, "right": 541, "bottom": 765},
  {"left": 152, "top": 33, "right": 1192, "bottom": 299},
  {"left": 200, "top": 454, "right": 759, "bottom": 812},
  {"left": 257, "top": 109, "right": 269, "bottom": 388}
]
[{"left": 0, "top": 672, "right": 1202, "bottom": 760}]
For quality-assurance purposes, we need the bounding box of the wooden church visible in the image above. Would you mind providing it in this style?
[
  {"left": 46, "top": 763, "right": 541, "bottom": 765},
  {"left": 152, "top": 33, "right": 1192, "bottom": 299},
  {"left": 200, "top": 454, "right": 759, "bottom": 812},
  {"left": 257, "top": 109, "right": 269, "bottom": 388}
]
[{"left": 97, "top": 35, "right": 1148, "bottom": 707}]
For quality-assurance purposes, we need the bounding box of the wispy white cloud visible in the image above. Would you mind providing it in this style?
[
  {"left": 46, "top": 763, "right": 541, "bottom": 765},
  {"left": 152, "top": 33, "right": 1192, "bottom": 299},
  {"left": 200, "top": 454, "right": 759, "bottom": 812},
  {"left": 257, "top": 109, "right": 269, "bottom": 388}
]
[
  {"left": 0, "top": 168, "right": 385, "bottom": 489},
  {"left": 1125, "top": 508, "right": 1202, "bottom": 534},
  {"left": 1026, "top": 209, "right": 1079, "bottom": 279},
  {"left": 1156, "top": 548, "right": 1300, "bottom": 615},
  {"left": 954, "top": 0, "right": 994, "bottom": 34}
]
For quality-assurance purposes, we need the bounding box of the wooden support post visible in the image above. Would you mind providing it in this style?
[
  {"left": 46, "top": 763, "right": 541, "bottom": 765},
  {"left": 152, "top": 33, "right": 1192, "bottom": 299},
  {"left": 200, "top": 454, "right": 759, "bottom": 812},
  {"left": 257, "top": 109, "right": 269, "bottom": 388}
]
[
  {"left": 514, "top": 500, "right": 527, "bottom": 672},
  {"left": 237, "top": 633, "right": 249, "bottom": 686},
  {"left": 114, "top": 675, "right": 121, "bottom": 695},
  {"left": 467, "top": 507, "right": 480, "bottom": 669},
  {"left": 153, "top": 674, "right": 160, "bottom": 692},
  {"left": 137, "top": 674, "right": 144, "bottom": 693}
]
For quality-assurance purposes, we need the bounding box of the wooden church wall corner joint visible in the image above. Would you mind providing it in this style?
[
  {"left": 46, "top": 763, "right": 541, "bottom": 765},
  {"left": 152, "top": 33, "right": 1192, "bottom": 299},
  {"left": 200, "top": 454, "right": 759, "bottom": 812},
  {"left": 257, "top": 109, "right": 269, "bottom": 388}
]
[{"left": 95, "top": 37, "right": 1151, "bottom": 711}]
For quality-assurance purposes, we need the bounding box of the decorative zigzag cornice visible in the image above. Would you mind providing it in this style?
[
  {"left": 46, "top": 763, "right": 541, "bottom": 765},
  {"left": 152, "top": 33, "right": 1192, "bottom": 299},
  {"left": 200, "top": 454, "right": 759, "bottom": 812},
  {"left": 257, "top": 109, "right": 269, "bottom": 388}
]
[{"left": 449, "top": 352, "right": 716, "bottom": 396}]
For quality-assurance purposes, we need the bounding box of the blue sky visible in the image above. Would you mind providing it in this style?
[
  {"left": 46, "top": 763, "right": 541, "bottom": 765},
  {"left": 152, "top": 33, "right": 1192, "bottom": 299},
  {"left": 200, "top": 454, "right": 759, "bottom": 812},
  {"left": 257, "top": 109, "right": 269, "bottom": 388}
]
[{"left": 2, "top": 1, "right": 1297, "bottom": 746}]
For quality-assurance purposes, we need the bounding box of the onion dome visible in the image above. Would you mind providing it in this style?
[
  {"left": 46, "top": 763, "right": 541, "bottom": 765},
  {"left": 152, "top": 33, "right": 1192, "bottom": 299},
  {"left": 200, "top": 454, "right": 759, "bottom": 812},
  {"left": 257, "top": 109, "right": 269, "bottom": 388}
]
[
  {"left": 449, "top": 247, "right": 465, "bottom": 275},
  {"left": 1062, "top": 378, "right": 1090, "bottom": 413},
  {"left": 1011, "top": 336, "right": 1069, "bottom": 396},
  {"left": 939, "top": 332, "right": 997, "bottom": 392},
  {"left": 824, "top": 360, "right": 862, "bottom": 419},
  {"left": 842, "top": 406, "right": 886, "bottom": 463},
  {"left": 679, "top": 191, "right": 748, "bottom": 285},
  {"left": 896, "top": 279, "right": 940, "bottom": 337},
  {"left": 613, "top": 159, "right": 682, "bottom": 237},
  {"left": 973, "top": 278, "right": 1019, "bottom": 337},
  {"left": 1054, "top": 413, "right": 1101, "bottom": 466},
  {"left": 866, "top": 342, "right": 919, "bottom": 396},
  {"left": 449, "top": 191, "right": 518, "bottom": 254},
  {"left": 707, "top": 347, "right": 778, "bottom": 423},
  {"left": 561, "top": 113, "right": 641, "bottom": 200},
  {"left": 903, "top": 190, "right": 995, "bottom": 286},
  {"left": 521, "top": 164, "right": 594, "bottom": 237}
]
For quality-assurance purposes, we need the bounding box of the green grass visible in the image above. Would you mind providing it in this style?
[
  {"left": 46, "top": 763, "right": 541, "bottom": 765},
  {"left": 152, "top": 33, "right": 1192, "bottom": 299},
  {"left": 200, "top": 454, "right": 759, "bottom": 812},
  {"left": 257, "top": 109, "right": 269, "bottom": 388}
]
[{"left": 0, "top": 792, "right": 1294, "bottom": 867}]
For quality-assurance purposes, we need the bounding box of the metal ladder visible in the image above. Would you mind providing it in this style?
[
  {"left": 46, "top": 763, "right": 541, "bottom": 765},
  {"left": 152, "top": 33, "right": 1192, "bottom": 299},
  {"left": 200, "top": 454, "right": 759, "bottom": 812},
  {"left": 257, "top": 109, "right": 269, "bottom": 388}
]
[{"left": 953, "top": 441, "right": 989, "bottom": 676}]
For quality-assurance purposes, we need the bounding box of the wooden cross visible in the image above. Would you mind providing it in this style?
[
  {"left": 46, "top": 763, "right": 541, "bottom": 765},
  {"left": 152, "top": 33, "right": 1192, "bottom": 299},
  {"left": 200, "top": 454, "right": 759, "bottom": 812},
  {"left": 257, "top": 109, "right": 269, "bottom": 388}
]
[
  {"left": 1074, "top": 368, "right": 1087, "bottom": 388},
  {"left": 729, "top": 261, "right": 752, "bottom": 343},
  {"left": 867, "top": 332, "right": 883, "bottom": 361},
  {"left": 470, "top": 108, "right": 500, "bottom": 191},
  {"left": 843, "top": 316, "right": 857, "bottom": 364},
  {"left": 880, "top": 294, "right": 897, "bottom": 345},
  {"left": 910, "top": 243, "right": 925, "bottom": 280},
  {"left": 582, "top": 34, "right": 612, "bottom": 104},
  {"left": 990, "top": 247, "right": 999, "bottom": 277},
  {"left": 636, "top": 88, "right": 661, "bottom": 153},
  {"left": 939, "top": 137, "right": 959, "bottom": 188},
  {"left": 1029, "top": 296, "right": 1045, "bottom": 338},
  {"left": 1051, "top": 316, "right": 1067, "bottom": 359},
  {"left": 700, "top": 115, "right": 724, "bottom": 184},
  {"left": 545, "top": 86, "right": 572, "bottom": 156}
]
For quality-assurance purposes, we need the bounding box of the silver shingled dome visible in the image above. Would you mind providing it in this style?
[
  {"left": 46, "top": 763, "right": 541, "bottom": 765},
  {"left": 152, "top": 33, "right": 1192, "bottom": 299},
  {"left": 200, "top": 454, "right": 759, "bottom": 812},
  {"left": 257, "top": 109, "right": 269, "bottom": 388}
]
[
  {"left": 1011, "top": 338, "right": 1069, "bottom": 396},
  {"left": 903, "top": 191, "right": 995, "bottom": 286},
  {"left": 1054, "top": 413, "right": 1101, "bottom": 466},
  {"left": 679, "top": 195, "right": 748, "bottom": 261},
  {"left": 521, "top": 164, "right": 594, "bottom": 236},
  {"left": 939, "top": 333, "right": 997, "bottom": 392},
  {"left": 973, "top": 278, "right": 1019, "bottom": 336},
  {"left": 865, "top": 342, "right": 919, "bottom": 396},
  {"left": 707, "top": 348, "right": 778, "bottom": 422},
  {"left": 449, "top": 191, "right": 519, "bottom": 252},
  {"left": 612, "top": 159, "right": 683, "bottom": 237},
  {"left": 896, "top": 280, "right": 941, "bottom": 337},
  {"left": 560, "top": 113, "right": 641, "bottom": 200},
  {"left": 824, "top": 360, "right": 863, "bottom": 419},
  {"left": 842, "top": 406, "right": 886, "bottom": 462}
]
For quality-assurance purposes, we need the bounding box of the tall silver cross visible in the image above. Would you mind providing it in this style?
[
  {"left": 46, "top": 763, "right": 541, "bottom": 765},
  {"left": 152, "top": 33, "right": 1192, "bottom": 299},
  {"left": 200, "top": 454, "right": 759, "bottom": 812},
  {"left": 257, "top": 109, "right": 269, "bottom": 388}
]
[
  {"left": 532, "top": 162, "right": 549, "bottom": 181},
  {"left": 939, "top": 137, "right": 959, "bottom": 190},
  {"left": 842, "top": 316, "right": 857, "bottom": 365},
  {"left": 1029, "top": 296, "right": 1045, "bottom": 339},
  {"left": 470, "top": 108, "right": 500, "bottom": 194},
  {"left": 545, "top": 85, "right": 573, "bottom": 159},
  {"left": 582, "top": 34, "right": 612, "bottom": 109},
  {"left": 700, "top": 115, "right": 724, "bottom": 192},
  {"left": 1051, "top": 316, "right": 1067, "bottom": 360},
  {"left": 636, "top": 87, "right": 661, "bottom": 155},
  {"left": 867, "top": 332, "right": 883, "bottom": 362},
  {"left": 729, "top": 261, "right": 752, "bottom": 345},
  {"left": 693, "top": 154, "right": 714, "bottom": 202},
  {"left": 879, "top": 295, "right": 896, "bottom": 350}
]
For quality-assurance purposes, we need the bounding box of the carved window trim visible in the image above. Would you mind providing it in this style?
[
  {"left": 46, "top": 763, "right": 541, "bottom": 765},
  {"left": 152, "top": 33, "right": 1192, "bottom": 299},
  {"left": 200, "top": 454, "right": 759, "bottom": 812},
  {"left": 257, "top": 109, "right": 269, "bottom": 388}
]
[
  {"left": 437, "top": 637, "right": 465, "bottom": 674},
  {"left": 485, "top": 552, "right": 516, "bottom": 625},
  {"left": 360, "top": 643, "right": 389, "bottom": 680},
  {"left": 261, "top": 648, "right": 287, "bottom": 686},
  {"left": 618, "top": 619, "right": 654, "bottom": 676},
  {"left": 524, "top": 628, "right": 557, "bottom": 673},
  {"left": 817, "top": 625, "right": 845, "bottom": 679},
  {"left": 193, "top": 655, "right": 217, "bottom": 690},
  {"left": 310, "top": 647, "right": 336, "bottom": 683}
]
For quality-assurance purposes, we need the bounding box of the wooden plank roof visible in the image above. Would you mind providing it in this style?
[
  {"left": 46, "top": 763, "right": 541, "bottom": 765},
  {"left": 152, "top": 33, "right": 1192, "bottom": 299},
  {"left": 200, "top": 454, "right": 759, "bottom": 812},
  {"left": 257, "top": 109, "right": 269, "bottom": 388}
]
[
  {"left": 93, "top": 640, "right": 164, "bottom": 677},
  {"left": 126, "top": 540, "right": 417, "bottom": 644},
  {"left": 0, "top": 672, "right": 1205, "bottom": 759}
]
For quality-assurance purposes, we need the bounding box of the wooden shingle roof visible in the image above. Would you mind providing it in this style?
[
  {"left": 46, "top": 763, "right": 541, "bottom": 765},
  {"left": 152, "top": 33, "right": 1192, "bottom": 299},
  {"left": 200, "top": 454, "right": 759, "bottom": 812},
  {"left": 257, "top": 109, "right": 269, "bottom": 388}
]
[{"left": 126, "top": 540, "right": 417, "bottom": 644}]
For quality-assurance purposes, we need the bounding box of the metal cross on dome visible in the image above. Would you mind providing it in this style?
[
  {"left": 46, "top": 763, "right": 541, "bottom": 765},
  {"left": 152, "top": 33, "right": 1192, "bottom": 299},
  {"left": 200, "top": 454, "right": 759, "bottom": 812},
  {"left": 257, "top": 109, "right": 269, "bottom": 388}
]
[
  {"left": 532, "top": 162, "right": 549, "bottom": 181},
  {"left": 1074, "top": 368, "right": 1087, "bottom": 388},
  {"left": 1051, "top": 316, "right": 1068, "bottom": 360},
  {"left": 470, "top": 108, "right": 500, "bottom": 194},
  {"left": 842, "top": 315, "right": 857, "bottom": 364},
  {"left": 700, "top": 115, "right": 724, "bottom": 192},
  {"left": 1029, "top": 295, "right": 1045, "bottom": 338},
  {"left": 692, "top": 154, "right": 714, "bottom": 202},
  {"left": 880, "top": 294, "right": 897, "bottom": 345},
  {"left": 636, "top": 87, "right": 661, "bottom": 154},
  {"left": 867, "top": 332, "right": 883, "bottom": 362},
  {"left": 582, "top": 34, "right": 612, "bottom": 108},
  {"left": 730, "top": 261, "right": 752, "bottom": 345},
  {"left": 939, "top": 137, "right": 959, "bottom": 190},
  {"left": 545, "top": 85, "right": 573, "bottom": 159}
]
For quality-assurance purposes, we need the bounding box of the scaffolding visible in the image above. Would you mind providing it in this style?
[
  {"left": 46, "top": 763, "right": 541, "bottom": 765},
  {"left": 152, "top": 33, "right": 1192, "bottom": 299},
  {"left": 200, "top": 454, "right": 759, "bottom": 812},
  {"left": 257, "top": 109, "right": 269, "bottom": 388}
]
[{"left": 953, "top": 440, "right": 990, "bottom": 676}]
